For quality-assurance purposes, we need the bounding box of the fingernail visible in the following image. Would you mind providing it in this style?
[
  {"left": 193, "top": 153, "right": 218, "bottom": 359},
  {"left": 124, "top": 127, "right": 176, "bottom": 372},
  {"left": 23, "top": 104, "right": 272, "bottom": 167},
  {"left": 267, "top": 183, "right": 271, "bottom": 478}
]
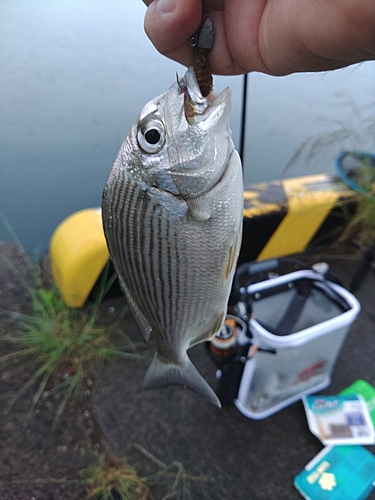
[{"left": 156, "top": 0, "right": 176, "bottom": 14}]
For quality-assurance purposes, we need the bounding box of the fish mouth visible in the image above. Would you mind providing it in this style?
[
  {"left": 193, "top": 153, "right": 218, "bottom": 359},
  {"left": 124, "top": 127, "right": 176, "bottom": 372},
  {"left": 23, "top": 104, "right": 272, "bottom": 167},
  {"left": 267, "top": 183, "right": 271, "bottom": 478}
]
[
  {"left": 165, "top": 67, "right": 233, "bottom": 206},
  {"left": 179, "top": 67, "right": 230, "bottom": 121}
]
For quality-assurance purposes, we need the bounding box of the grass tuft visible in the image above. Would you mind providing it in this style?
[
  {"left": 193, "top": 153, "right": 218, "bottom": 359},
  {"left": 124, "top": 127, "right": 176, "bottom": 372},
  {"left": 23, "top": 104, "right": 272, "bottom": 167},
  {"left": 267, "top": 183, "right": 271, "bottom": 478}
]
[
  {"left": 333, "top": 156, "right": 375, "bottom": 247},
  {"left": 0, "top": 250, "right": 139, "bottom": 426},
  {"left": 80, "top": 451, "right": 150, "bottom": 500},
  {"left": 281, "top": 99, "right": 375, "bottom": 179}
]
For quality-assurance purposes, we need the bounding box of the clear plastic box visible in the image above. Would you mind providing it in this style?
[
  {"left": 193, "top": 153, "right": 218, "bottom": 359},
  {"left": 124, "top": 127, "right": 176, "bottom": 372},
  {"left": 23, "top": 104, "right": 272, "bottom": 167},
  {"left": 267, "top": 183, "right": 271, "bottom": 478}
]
[{"left": 234, "top": 270, "right": 361, "bottom": 419}]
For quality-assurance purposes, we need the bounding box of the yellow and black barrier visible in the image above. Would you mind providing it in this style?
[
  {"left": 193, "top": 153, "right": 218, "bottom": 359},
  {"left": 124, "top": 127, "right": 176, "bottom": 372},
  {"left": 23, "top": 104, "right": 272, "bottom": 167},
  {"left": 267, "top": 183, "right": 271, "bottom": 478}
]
[
  {"left": 238, "top": 173, "right": 355, "bottom": 264},
  {"left": 50, "top": 173, "right": 355, "bottom": 307}
]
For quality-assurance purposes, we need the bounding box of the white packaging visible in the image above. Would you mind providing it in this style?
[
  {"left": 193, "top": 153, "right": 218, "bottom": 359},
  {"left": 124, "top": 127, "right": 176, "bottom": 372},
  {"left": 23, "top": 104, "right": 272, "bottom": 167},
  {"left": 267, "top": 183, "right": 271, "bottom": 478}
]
[{"left": 302, "top": 394, "right": 375, "bottom": 445}]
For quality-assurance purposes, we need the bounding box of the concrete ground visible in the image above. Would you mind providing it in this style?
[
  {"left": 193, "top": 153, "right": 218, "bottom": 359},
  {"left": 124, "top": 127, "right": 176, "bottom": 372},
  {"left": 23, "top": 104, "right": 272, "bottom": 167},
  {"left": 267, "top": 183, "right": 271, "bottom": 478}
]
[{"left": 93, "top": 254, "right": 375, "bottom": 499}]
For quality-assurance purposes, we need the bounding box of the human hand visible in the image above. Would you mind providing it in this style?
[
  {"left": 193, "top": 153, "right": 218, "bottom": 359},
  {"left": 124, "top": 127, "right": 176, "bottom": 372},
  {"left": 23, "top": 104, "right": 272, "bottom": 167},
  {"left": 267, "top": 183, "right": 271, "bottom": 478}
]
[{"left": 143, "top": 0, "right": 375, "bottom": 76}]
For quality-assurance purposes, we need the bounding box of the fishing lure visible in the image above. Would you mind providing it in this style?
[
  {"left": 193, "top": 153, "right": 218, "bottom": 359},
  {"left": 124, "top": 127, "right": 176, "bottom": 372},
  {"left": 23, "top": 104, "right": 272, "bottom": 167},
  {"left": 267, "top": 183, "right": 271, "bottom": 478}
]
[{"left": 190, "top": 18, "right": 214, "bottom": 97}]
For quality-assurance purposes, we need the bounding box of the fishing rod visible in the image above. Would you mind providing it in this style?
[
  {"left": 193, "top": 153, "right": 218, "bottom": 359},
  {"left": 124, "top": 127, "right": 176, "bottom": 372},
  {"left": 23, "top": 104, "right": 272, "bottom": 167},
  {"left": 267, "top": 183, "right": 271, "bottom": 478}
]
[{"left": 239, "top": 73, "right": 249, "bottom": 168}]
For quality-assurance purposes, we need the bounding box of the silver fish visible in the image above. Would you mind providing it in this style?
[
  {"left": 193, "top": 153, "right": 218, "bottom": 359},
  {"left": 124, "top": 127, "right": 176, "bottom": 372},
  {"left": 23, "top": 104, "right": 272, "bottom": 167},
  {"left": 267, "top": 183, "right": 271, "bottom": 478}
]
[{"left": 102, "top": 67, "right": 243, "bottom": 406}]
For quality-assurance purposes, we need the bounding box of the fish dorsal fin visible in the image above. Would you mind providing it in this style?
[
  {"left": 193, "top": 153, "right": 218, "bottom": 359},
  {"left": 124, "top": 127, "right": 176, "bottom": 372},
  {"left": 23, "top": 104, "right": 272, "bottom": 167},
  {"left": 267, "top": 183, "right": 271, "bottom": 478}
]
[
  {"left": 118, "top": 275, "right": 152, "bottom": 342},
  {"left": 143, "top": 353, "right": 221, "bottom": 407}
]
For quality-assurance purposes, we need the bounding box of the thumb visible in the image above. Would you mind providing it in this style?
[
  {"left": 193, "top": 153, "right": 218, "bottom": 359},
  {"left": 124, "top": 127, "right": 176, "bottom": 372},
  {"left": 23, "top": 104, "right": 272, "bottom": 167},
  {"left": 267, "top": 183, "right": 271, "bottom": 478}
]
[{"left": 144, "top": 0, "right": 202, "bottom": 66}]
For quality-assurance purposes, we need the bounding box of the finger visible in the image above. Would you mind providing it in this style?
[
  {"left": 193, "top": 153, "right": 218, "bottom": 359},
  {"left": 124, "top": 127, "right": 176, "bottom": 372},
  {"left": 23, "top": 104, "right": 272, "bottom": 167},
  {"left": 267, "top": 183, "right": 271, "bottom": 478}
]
[
  {"left": 144, "top": 0, "right": 246, "bottom": 74},
  {"left": 204, "top": 1, "right": 267, "bottom": 75},
  {"left": 202, "top": 0, "right": 225, "bottom": 10},
  {"left": 144, "top": 0, "right": 202, "bottom": 66},
  {"left": 205, "top": 10, "right": 246, "bottom": 74}
]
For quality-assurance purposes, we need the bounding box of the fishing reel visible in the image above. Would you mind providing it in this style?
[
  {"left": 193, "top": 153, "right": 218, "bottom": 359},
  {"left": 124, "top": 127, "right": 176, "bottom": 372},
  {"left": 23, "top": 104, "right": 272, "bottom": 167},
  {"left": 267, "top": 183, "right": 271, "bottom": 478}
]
[
  {"left": 208, "top": 257, "right": 339, "bottom": 405},
  {"left": 208, "top": 313, "right": 253, "bottom": 405},
  {"left": 208, "top": 259, "right": 283, "bottom": 405}
]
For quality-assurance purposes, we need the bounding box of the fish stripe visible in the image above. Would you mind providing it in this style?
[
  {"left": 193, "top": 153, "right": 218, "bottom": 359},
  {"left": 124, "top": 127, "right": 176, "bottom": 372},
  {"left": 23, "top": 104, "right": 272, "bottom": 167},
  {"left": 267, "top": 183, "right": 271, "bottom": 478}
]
[
  {"left": 109, "top": 178, "right": 155, "bottom": 333},
  {"left": 100, "top": 71, "right": 244, "bottom": 406},
  {"left": 107, "top": 174, "right": 223, "bottom": 357},
  {"left": 133, "top": 197, "right": 187, "bottom": 355},
  {"left": 155, "top": 207, "right": 174, "bottom": 347},
  {"left": 146, "top": 204, "right": 159, "bottom": 328},
  {"left": 165, "top": 217, "right": 176, "bottom": 343},
  {"left": 130, "top": 187, "right": 164, "bottom": 333},
  {"left": 149, "top": 204, "right": 164, "bottom": 331},
  {"left": 139, "top": 200, "right": 156, "bottom": 328}
]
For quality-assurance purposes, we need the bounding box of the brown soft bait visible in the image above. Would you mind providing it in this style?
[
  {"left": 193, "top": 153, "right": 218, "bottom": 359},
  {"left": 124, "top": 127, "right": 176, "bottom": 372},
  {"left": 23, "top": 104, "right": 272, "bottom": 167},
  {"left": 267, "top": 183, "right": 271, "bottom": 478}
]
[{"left": 190, "top": 18, "right": 214, "bottom": 97}]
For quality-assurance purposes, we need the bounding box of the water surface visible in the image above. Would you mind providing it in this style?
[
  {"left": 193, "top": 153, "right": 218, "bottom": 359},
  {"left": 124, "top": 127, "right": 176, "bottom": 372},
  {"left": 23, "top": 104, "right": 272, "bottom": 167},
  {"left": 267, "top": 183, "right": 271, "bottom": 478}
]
[{"left": 0, "top": 0, "right": 374, "bottom": 255}]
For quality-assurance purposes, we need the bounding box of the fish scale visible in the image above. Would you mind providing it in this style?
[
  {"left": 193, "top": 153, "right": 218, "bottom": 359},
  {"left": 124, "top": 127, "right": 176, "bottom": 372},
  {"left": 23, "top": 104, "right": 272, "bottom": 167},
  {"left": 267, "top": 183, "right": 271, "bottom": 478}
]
[{"left": 102, "top": 67, "right": 243, "bottom": 406}]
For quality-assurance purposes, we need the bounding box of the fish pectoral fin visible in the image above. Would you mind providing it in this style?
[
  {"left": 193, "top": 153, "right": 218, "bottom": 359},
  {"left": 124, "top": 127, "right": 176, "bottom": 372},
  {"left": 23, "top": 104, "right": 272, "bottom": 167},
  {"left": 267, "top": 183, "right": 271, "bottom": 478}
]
[
  {"left": 186, "top": 197, "right": 210, "bottom": 221},
  {"left": 118, "top": 276, "right": 152, "bottom": 342},
  {"left": 143, "top": 354, "right": 221, "bottom": 407}
]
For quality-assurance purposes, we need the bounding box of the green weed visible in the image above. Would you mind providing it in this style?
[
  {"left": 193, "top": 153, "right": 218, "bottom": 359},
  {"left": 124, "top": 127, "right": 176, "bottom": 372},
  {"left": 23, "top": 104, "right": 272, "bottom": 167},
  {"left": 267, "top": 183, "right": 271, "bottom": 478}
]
[
  {"left": 0, "top": 235, "right": 139, "bottom": 426},
  {"left": 132, "top": 444, "right": 216, "bottom": 500},
  {"left": 333, "top": 155, "right": 375, "bottom": 247},
  {"left": 0, "top": 446, "right": 215, "bottom": 500},
  {"left": 79, "top": 451, "right": 150, "bottom": 500},
  {"left": 281, "top": 99, "right": 375, "bottom": 179}
]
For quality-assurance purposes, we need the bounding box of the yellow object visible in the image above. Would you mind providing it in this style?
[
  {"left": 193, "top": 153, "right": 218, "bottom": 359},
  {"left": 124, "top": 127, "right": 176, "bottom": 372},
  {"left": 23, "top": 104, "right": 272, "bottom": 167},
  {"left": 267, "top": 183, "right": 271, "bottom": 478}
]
[
  {"left": 49, "top": 174, "right": 355, "bottom": 307},
  {"left": 242, "top": 174, "right": 353, "bottom": 262},
  {"left": 50, "top": 208, "right": 109, "bottom": 307},
  {"left": 256, "top": 175, "right": 343, "bottom": 260}
]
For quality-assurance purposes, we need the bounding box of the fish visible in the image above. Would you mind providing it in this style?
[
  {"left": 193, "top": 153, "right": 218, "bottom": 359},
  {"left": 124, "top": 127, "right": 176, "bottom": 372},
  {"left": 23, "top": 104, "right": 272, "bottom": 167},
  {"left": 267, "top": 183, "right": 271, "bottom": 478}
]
[{"left": 102, "top": 67, "right": 243, "bottom": 406}]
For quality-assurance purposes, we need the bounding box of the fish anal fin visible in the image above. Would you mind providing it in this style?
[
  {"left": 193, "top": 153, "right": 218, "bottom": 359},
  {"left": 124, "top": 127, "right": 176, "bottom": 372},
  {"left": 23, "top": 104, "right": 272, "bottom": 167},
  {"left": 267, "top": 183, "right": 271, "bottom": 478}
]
[
  {"left": 208, "top": 311, "right": 226, "bottom": 340},
  {"left": 192, "top": 311, "right": 226, "bottom": 346},
  {"left": 118, "top": 276, "right": 152, "bottom": 342},
  {"left": 143, "top": 354, "right": 221, "bottom": 407},
  {"left": 225, "top": 242, "right": 236, "bottom": 281},
  {"left": 224, "top": 227, "right": 242, "bottom": 282}
]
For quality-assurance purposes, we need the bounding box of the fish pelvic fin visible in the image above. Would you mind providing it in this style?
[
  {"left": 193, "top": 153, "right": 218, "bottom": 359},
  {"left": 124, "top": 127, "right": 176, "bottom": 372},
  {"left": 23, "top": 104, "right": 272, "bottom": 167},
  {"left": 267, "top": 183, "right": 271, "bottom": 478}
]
[{"left": 143, "top": 354, "right": 221, "bottom": 407}]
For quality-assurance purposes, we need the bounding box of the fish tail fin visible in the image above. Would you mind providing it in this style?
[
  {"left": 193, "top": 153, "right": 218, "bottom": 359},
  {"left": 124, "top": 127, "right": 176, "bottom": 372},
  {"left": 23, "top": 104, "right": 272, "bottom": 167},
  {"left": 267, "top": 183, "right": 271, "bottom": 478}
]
[{"left": 143, "top": 354, "right": 221, "bottom": 407}]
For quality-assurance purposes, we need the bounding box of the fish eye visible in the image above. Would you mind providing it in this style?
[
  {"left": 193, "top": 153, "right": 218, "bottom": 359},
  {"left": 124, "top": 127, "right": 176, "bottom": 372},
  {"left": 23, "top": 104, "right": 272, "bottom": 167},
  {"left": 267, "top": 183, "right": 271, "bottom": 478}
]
[{"left": 137, "top": 118, "right": 165, "bottom": 154}]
